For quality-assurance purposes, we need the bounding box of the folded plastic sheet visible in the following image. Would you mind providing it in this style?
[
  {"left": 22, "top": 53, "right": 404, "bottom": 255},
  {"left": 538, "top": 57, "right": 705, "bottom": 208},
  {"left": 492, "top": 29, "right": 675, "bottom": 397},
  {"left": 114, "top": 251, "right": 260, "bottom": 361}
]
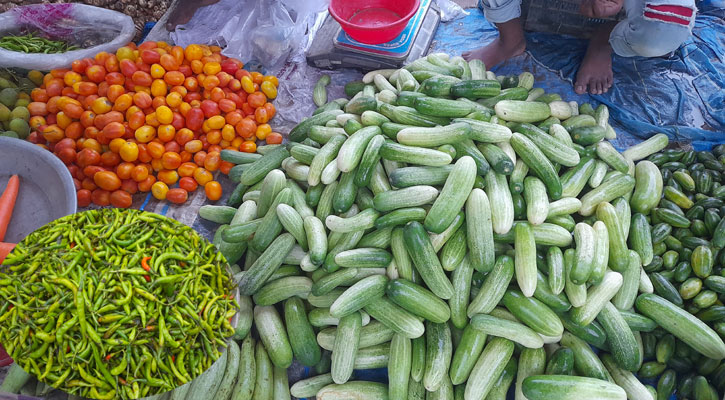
[{"left": 431, "top": 2, "right": 725, "bottom": 150}]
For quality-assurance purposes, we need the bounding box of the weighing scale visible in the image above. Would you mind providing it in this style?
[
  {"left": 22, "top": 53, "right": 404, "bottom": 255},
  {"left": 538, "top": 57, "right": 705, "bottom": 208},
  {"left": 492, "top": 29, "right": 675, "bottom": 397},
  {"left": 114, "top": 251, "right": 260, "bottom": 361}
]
[{"left": 306, "top": 0, "right": 440, "bottom": 70}]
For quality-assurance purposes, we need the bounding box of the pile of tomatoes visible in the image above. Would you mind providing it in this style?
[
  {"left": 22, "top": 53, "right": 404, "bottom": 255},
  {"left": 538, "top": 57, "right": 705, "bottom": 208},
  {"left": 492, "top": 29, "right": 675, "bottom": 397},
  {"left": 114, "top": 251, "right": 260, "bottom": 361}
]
[{"left": 24, "top": 41, "right": 282, "bottom": 208}]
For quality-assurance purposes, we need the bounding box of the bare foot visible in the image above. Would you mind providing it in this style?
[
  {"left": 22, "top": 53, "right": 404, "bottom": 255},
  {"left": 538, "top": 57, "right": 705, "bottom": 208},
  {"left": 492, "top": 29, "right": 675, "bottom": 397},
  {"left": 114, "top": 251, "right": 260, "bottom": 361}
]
[
  {"left": 463, "top": 18, "right": 526, "bottom": 69},
  {"left": 166, "top": 0, "right": 220, "bottom": 31},
  {"left": 463, "top": 36, "right": 526, "bottom": 69},
  {"left": 575, "top": 23, "right": 616, "bottom": 95}
]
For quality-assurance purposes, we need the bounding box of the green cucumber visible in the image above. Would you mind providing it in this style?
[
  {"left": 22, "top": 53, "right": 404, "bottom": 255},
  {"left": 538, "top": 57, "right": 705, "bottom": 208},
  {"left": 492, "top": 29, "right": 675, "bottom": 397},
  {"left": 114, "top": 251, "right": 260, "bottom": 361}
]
[
  {"left": 464, "top": 338, "right": 515, "bottom": 400},
  {"left": 386, "top": 279, "right": 451, "bottom": 323},
  {"left": 522, "top": 375, "right": 626, "bottom": 400},
  {"left": 425, "top": 156, "right": 477, "bottom": 233},
  {"left": 403, "top": 221, "right": 454, "bottom": 299},
  {"left": 510, "top": 132, "right": 562, "bottom": 200},
  {"left": 449, "top": 324, "right": 487, "bottom": 385}
]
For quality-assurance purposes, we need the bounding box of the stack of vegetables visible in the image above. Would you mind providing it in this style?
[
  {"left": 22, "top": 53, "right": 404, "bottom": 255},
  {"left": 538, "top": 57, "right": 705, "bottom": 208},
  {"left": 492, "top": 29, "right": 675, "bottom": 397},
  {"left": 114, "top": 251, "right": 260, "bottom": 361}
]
[
  {"left": 23, "top": 41, "right": 281, "bottom": 208},
  {"left": 192, "top": 52, "right": 725, "bottom": 400},
  {"left": 0, "top": 68, "right": 44, "bottom": 139}
]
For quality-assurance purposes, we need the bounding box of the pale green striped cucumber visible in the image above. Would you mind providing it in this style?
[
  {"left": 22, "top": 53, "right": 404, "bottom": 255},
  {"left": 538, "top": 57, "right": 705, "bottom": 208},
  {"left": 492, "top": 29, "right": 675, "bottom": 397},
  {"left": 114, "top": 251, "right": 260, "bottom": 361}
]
[
  {"left": 389, "top": 334, "right": 412, "bottom": 400},
  {"left": 561, "top": 157, "right": 597, "bottom": 198},
  {"left": 514, "top": 222, "right": 537, "bottom": 297},
  {"left": 240, "top": 145, "right": 290, "bottom": 186},
  {"left": 466, "top": 188, "right": 495, "bottom": 273},
  {"left": 478, "top": 143, "right": 514, "bottom": 174},
  {"left": 523, "top": 176, "right": 548, "bottom": 226},
  {"left": 396, "top": 91, "right": 426, "bottom": 107},
  {"left": 588, "top": 160, "right": 607, "bottom": 188},
  {"left": 560, "top": 332, "right": 610, "bottom": 380},
  {"left": 612, "top": 251, "right": 641, "bottom": 311},
  {"left": 533, "top": 270, "right": 571, "bottom": 313},
  {"left": 284, "top": 297, "right": 321, "bottom": 367},
  {"left": 239, "top": 233, "right": 295, "bottom": 295},
  {"left": 386, "top": 279, "right": 451, "bottom": 323},
  {"left": 330, "top": 274, "right": 387, "bottom": 318},
  {"left": 621, "top": 133, "right": 668, "bottom": 161},
  {"left": 374, "top": 74, "right": 397, "bottom": 94},
  {"left": 548, "top": 100, "right": 572, "bottom": 120},
  {"left": 547, "top": 197, "right": 581, "bottom": 218},
  {"left": 337, "top": 126, "right": 381, "bottom": 173},
  {"left": 494, "top": 100, "right": 551, "bottom": 123},
  {"left": 509, "top": 159, "right": 529, "bottom": 193},
  {"left": 547, "top": 246, "right": 565, "bottom": 295},
  {"left": 503, "top": 290, "right": 563, "bottom": 337},
  {"left": 254, "top": 305, "right": 293, "bottom": 368},
  {"left": 249, "top": 188, "right": 292, "bottom": 252},
  {"left": 214, "top": 339, "right": 241, "bottom": 400},
  {"left": 471, "top": 314, "right": 543, "bottom": 348},
  {"left": 468, "top": 60, "right": 486, "bottom": 80},
  {"left": 304, "top": 216, "right": 327, "bottom": 265},
  {"left": 629, "top": 213, "right": 653, "bottom": 266},
  {"left": 454, "top": 139, "right": 491, "bottom": 176},
  {"left": 313, "top": 75, "right": 330, "bottom": 107},
  {"left": 601, "top": 354, "right": 655, "bottom": 400},
  {"left": 522, "top": 375, "right": 626, "bottom": 400},
  {"left": 389, "top": 165, "right": 454, "bottom": 188},
  {"left": 233, "top": 295, "right": 253, "bottom": 340},
  {"left": 289, "top": 143, "right": 319, "bottom": 165},
  {"left": 484, "top": 357, "right": 518, "bottom": 400},
  {"left": 253, "top": 276, "right": 312, "bottom": 305},
  {"left": 376, "top": 208, "right": 427, "bottom": 231},
  {"left": 185, "top": 344, "right": 228, "bottom": 400},
  {"left": 449, "top": 256, "right": 473, "bottom": 328},
  {"left": 414, "top": 97, "right": 473, "bottom": 118},
  {"left": 198, "top": 205, "right": 237, "bottom": 224},
  {"left": 635, "top": 293, "right": 725, "bottom": 359},
  {"left": 425, "top": 156, "right": 476, "bottom": 233},
  {"left": 378, "top": 103, "right": 451, "bottom": 127},
  {"left": 397, "top": 122, "right": 470, "bottom": 147},
  {"left": 335, "top": 248, "right": 392, "bottom": 268},
  {"left": 308, "top": 134, "right": 346, "bottom": 186},
  {"left": 230, "top": 336, "right": 256, "bottom": 400},
  {"left": 423, "top": 321, "right": 453, "bottom": 392},
  {"left": 596, "top": 202, "right": 629, "bottom": 272},
  {"left": 454, "top": 118, "right": 512, "bottom": 143},
  {"left": 403, "top": 221, "right": 454, "bottom": 299},
  {"left": 580, "top": 173, "right": 635, "bottom": 216},
  {"left": 411, "top": 335, "right": 426, "bottom": 382},
  {"left": 595, "top": 141, "right": 629, "bottom": 173},
  {"left": 325, "top": 208, "right": 379, "bottom": 233},
  {"left": 564, "top": 248, "right": 587, "bottom": 308},
  {"left": 464, "top": 338, "right": 515, "bottom": 400},
  {"left": 309, "top": 126, "right": 345, "bottom": 144},
  {"left": 514, "top": 123, "right": 580, "bottom": 167},
  {"left": 257, "top": 169, "right": 287, "bottom": 217},
  {"left": 316, "top": 381, "right": 389, "bottom": 400},
  {"left": 485, "top": 171, "right": 514, "bottom": 234},
  {"left": 316, "top": 321, "right": 394, "bottom": 351},
  {"left": 449, "top": 323, "right": 487, "bottom": 385},
  {"left": 272, "top": 367, "right": 290, "bottom": 400},
  {"left": 354, "top": 135, "right": 385, "bottom": 187},
  {"left": 570, "top": 222, "right": 595, "bottom": 285},
  {"left": 510, "top": 132, "right": 562, "bottom": 200},
  {"left": 597, "top": 301, "right": 641, "bottom": 372},
  {"left": 361, "top": 110, "right": 390, "bottom": 126},
  {"left": 468, "top": 255, "right": 514, "bottom": 317},
  {"left": 516, "top": 347, "right": 547, "bottom": 400},
  {"left": 276, "top": 204, "right": 307, "bottom": 250},
  {"left": 364, "top": 296, "right": 425, "bottom": 338},
  {"left": 373, "top": 186, "right": 438, "bottom": 212},
  {"left": 331, "top": 312, "right": 362, "bottom": 384},
  {"left": 290, "top": 373, "right": 334, "bottom": 398},
  {"left": 588, "top": 220, "right": 609, "bottom": 285},
  {"left": 380, "top": 141, "right": 453, "bottom": 166},
  {"left": 494, "top": 222, "right": 573, "bottom": 247},
  {"left": 630, "top": 160, "right": 663, "bottom": 214}
]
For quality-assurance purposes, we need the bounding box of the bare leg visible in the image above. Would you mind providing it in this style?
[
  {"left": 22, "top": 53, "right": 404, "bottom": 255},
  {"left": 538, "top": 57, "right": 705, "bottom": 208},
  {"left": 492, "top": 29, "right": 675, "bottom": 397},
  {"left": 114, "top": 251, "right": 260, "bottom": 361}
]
[
  {"left": 463, "top": 18, "right": 526, "bottom": 68},
  {"left": 166, "top": 0, "right": 221, "bottom": 31},
  {"left": 574, "top": 22, "right": 616, "bottom": 95}
]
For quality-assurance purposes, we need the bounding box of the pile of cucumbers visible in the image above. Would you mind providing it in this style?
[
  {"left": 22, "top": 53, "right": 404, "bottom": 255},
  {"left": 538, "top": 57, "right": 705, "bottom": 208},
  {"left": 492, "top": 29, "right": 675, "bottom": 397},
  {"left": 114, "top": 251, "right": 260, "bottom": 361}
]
[{"left": 190, "top": 52, "right": 725, "bottom": 400}]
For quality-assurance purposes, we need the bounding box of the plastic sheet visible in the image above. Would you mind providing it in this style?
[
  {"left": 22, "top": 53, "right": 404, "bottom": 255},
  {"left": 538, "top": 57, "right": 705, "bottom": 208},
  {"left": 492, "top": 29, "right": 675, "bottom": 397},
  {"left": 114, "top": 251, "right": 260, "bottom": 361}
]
[
  {"left": 0, "top": 4, "right": 134, "bottom": 70},
  {"left": 429, "top": 2, "right": 725, "bottom": 150},
  {"left": 436, "top": 0, "right": 471, "bottom": 22}
]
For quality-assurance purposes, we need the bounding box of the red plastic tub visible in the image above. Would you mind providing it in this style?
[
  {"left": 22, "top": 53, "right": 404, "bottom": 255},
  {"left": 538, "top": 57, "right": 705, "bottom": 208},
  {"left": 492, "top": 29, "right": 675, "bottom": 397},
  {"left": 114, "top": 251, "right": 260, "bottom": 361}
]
[
  {"left": 0, "top": 345, "right": 12, "bottom": 368},
  {"left": 329, "top": 0, "right": 421, "bottom": 45}
]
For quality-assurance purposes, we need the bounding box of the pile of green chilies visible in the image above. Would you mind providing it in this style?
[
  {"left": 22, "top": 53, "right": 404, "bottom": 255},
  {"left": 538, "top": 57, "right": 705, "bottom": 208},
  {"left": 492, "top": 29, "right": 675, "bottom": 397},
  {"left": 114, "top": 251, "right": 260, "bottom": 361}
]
[
  {"left": 0, "top": 32, "right": 79, "bottom": 54},
  {"left": 0, "top": 209, "right": 238, "bottom": 400}
]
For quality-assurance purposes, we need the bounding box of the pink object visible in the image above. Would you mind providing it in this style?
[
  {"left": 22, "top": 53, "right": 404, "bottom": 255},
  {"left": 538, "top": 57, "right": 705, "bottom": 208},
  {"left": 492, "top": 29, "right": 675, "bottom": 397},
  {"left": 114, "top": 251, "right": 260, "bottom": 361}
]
[
  {"left": 329, "top": 0, "right": 421, "bottom": 44},
  {"left": 11, "top": 4, "right": 74, "bottom": 39},
  {"left": 0, "top": 345, "right": 12, "bottom": 368}
]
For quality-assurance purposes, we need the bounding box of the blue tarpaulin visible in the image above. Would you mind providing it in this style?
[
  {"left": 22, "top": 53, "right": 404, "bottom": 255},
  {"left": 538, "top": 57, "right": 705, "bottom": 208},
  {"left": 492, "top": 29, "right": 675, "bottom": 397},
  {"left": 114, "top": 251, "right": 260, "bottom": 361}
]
[{"left": 431, "top": 1, "right": 725, "bottom": 150}]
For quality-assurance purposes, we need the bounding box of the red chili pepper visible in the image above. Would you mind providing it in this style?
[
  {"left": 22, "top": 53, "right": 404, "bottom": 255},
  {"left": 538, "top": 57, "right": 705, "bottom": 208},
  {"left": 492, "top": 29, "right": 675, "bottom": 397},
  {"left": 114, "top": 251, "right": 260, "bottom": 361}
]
[
  {"left": 66, "top": 346, "right": 70, "bottom": 353},
  {"left": 141, "top": 256, "right": 152, "bottom": 272},
  {"left": 8, "top": 305, "right": 12, "bottom": 310},
  {"left": 119, "top": 378, "right": 127, "bottom": 385},
  {"left": 172, "top": 355, "right": 176, "bottom": 362},
  {"left": 69, "top": 242, "right": 75, "bottom": 248},
  {"left": 105, "top": 354, "right": 113, "bottom": 361},
  {"left": 144, "top": 275, "right": 150, "bottom": 282}
]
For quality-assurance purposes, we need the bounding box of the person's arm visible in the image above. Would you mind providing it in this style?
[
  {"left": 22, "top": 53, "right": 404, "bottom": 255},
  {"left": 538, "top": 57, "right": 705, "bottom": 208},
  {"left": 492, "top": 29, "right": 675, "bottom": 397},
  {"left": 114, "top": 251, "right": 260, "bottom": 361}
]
[{"left": 579, "top": 0, "right": 624, "bottom": 18}]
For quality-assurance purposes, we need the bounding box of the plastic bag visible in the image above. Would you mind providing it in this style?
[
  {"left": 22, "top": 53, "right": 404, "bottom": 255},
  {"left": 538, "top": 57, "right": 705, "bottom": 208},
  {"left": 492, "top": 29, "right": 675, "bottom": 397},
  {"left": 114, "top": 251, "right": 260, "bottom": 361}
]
[
  {"left": 436, "top": 0, "right": 470, "bottom": 22},
  {"left": 0, "top": 4, "right": 134, "bottom": 70}
]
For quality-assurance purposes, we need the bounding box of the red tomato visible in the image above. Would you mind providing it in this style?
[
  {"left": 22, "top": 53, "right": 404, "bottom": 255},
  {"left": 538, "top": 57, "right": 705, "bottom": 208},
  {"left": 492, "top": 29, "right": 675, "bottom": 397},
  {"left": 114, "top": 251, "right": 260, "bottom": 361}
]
[
  {"left": 77, "top": 148, "right": 101, "bottom": 167},
  {"left": 178, "top": 176, "right": 198, "bottom": 192},
  {"left": 200, "top": 100, "right": 220, "bottom": 118},
  {"left": 77, "top": 189, "right": 92, "bottom": 207},
  {"left": 185, "top": 108, "right": 204, "bottom": 131},
  {"left": 91, "top": 189, "right": 111, "bottom": 206},
  {"left": 110, "top": 190, "right": 133, "bottom": 208},
  {"left": 166, "top": 188, "right": 188, "bottom": 204}
]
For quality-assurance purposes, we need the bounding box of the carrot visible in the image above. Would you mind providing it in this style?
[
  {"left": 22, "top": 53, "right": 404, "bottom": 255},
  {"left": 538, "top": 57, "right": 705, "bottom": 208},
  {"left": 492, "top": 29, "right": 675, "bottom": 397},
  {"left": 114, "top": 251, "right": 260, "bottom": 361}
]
[
  {"left": 0, "top": 242, "right": 16, "bottom": 264},
  {"left": 0, "top": 175, "right": 20, "bottom": 242}
]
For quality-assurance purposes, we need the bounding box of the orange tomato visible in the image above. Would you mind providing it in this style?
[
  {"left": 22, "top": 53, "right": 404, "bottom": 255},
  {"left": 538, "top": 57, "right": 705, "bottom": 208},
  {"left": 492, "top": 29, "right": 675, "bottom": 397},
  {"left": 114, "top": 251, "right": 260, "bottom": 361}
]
[
  {"left": 174, "top": 128, "right": 194, "bottom": 146},
  {"left": 94, "top": 171, "right": 122, "bottom": 191},
  {"left": 219, "top": 161, "right": 234, "bottom": 175},
  {"left": 100, "top": 151, "right": 121, "bottom": 167},
  {"left": 27, "top": 102, "right": 48, "bottom": 117},
  {"left": 250, "top": 71, "right": 264, "bottom": 85},
  {"left": 241, "top": 76, "right": 254, "bottom": 94},
  {"left": 138, "top": 175, "right": 156, "bottom": 192},
  {"left": 110, "top": 189, "right": 133, "bottom": 208},
  {"left": 204, "top": 181, "right": 222, "bottom": 201},
  {"left": 254, "top": 106, "right": 269, "bottom": 124},
  {"left": 160, "top": 54, "right": 179, "bottom": 71},
  {"left": 77, "top": 189, "right": 92, "bottom": 207},
  {"left": 116, "top": 162, "right": 135, "bottom": 179},
  {"left": 247, "top": 92, "right": 266, "bottom": 108},
  {"left": 203, "top": 62, "right": 221, "bottom": 75},
  {"left": 206, "top": 130, "right": 221, "bottom": 145},
  {"left": 166, "top": 188, "right": 188, "bottom": 204},
  {"left": 203, "top": 151, "right": 221, "bottom": 171},
  {"left": 63, "top": 71, "right": 82, "bottom": 87},
  {"left": 91, "top": 189, "right": 111, "bottom": 206},
  {"left": 119, "top": 141, "right": 139, "bottom": 162},
  {"left": 235, "top": 118, "right": 256, "bottom": 139},
  {"left": 221, "top": 124, "right": 236, "bottom": 142},
  {"left": 29, "top": 115, "right": 46, "bottom": 129},
  {"left": 260, "top": 80, "right": 277, "bottom": 99},
  {"left": 91, "top": 97, "right": 113, "bottom": 114},
  {"left": 178, "top": 176, "right": 198, "bottom": 192},
  {"left": 56, "top": 112, "right": 72, "bottom": 129},
  {"left": 193, "top": 150, "right": 207, "bottom": 166},
  {"left": 147, "top": 141, "right": 165, "bottom": 159},
  {"left": 131, "top": 165, "right": 149, "bottom": 182},
  {"left": 262, "top": 75, "right": 279, "bottom": 86},
  {"left": 152, "top": 96, "right": 167, "bottom": 110},
  {"left": 65, "top": 122, "right": 83, "bottom": 140},
  {"left": 161, "top": 152, "right": 182, "bottom": 170},
  {"left": 86, "top": 65, "right": 107, "bottom": 83},
  {"left": 133, "top": 92, "right": 152, "bottom": 109},
  {"left": 128, "top": 110, "right": 146, "bottom": 130},
  {"left": 266, "top": 132, "right": 283, "bottom": 144},
  {"left": 185, "top": 44, "right": 203, "bottom": 61},
  {"left": 103, "top": 122, "right": 125, "bottom": 139},
  {"left": 107, "top": 85, "right": 125, "bottom": 102},
  {"left": 166, "top": 91, "right": 183, "bottom": 108},
  {"left": 151, "top": 79, "right": 168, "bottom": 97},
  {"left": 109, "top": 138, "right": 126, "bottom": 153},
  {"left": 157, "top": 124, "right": 176, "bottom": 142},
  {"left": 132, "top": 71, "right": 153, "bottom": 87},
  {"left": 193, "top": 167, "right": 213, "bottom": 186},
  {"left": 151, "top": 181, "right": 169, "bottom": 200},
  {"left": 264, "top": 102, "right": 276, "bottom": 119},
  {"left": 178, "top": 162, "right": 197, "bottom": 177},
  {"left": 157, "top": 169, "right": 179, "bottom": 185},
  {"left": 240, "top": 140, "right": 256, "bottom": 153},
  {"left": 156, "top": 106, "right": 173, "bottom": 124}
]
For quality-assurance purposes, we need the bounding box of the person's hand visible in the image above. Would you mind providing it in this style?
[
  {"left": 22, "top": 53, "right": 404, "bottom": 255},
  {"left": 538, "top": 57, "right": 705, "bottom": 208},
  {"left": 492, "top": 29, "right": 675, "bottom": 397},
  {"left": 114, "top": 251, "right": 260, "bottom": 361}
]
[{"left": 580, "top": 0, "right": 623, "bottom": 18}]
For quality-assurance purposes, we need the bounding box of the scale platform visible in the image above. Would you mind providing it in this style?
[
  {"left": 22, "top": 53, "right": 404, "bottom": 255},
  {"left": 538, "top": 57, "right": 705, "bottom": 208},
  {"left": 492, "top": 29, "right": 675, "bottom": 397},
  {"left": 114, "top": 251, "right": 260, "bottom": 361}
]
[{"left": 307, "top": 0, "right": 440, "bottom": 71}]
